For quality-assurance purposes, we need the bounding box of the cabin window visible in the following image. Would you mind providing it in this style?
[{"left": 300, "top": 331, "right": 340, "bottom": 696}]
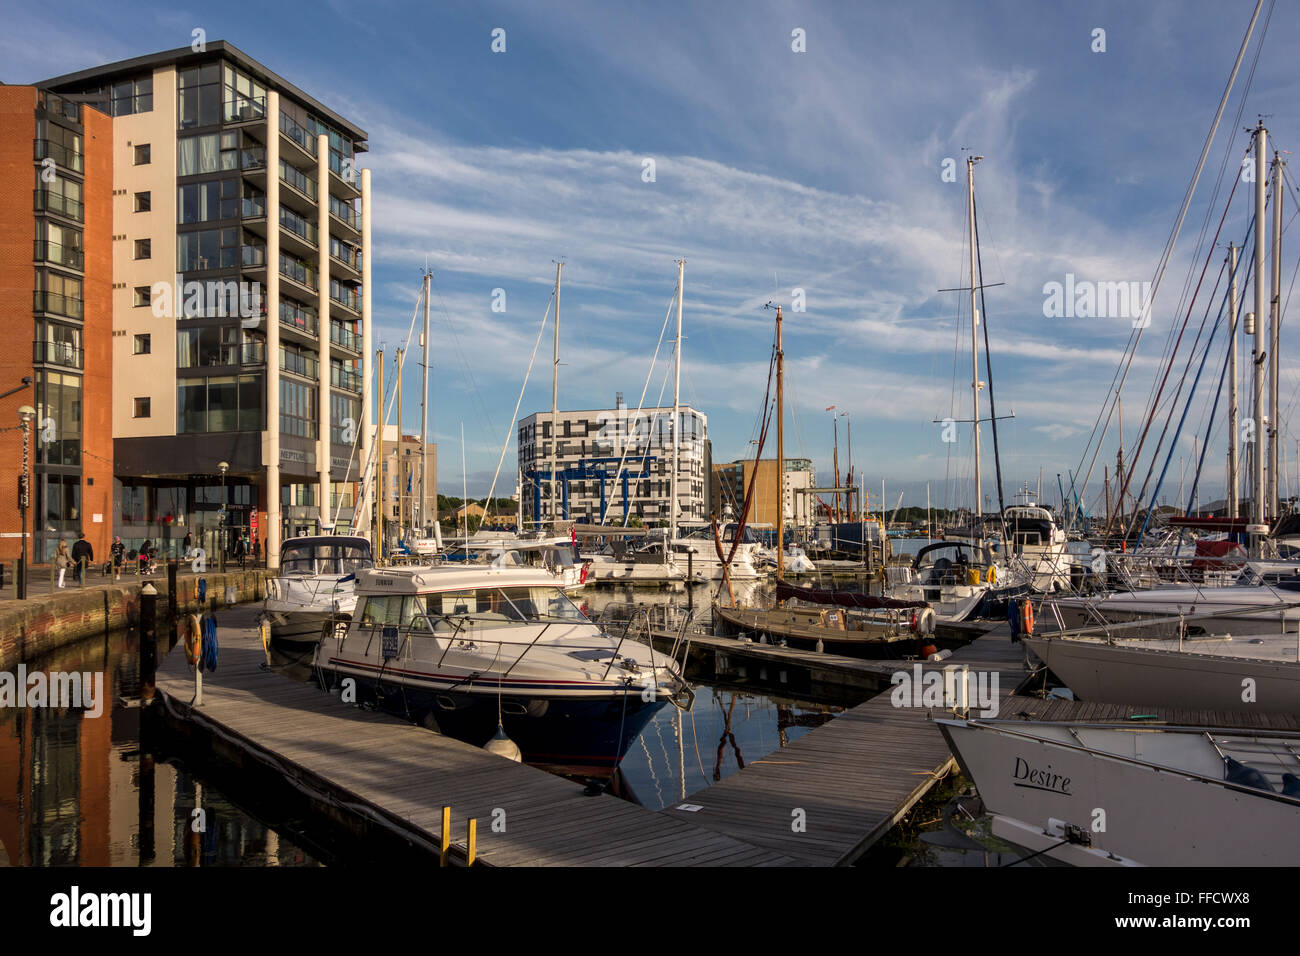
[{"left": 359, "top": 595, "right": 427, "bottom": 629}]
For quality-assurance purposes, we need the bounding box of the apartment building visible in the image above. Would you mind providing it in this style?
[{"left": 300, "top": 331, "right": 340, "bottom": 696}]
[
  {"left": 40, "top": 42, "right": 372, "bottom": 565},
  {"left": 517, "top": 397, "right": 709, "bottom": 526},
  {"left": 0, "top": 86, "right": 114, "bottom": 564}
]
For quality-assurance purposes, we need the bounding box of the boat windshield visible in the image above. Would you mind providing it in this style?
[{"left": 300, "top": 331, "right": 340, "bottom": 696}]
[
  {"left": 282, "top": 541, "right": 373, "bottom": 576},
  {"left": 359, "top": 586, "right": 589, "bottom": 632}
]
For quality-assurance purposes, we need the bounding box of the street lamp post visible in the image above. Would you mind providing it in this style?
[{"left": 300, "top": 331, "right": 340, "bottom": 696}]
[
  {"left": 218, "top": 461, "right": 229, "bottom": 573},
  {"left": 17, "top": 406, "right": 35, "bottom": 600}
]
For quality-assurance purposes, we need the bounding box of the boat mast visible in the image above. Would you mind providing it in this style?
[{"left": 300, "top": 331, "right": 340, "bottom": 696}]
[
  {"left": 551, "top": 261, "right": 562, "bottom": 530},
  {"left": 776, "top": 304, "right": 785, "bottom": 583},
  {"left": 420, "top": 269, "right": 431, "bottom": 536},
  {"left": 1269, "top": 149, "right": 1282, "bottom": 520},
  {"left": 396, "top": 346, "right": 404, "bottom": 536},
  {"left": 1228, "top": 242, "right": 1239, "bottom": 521},
  {"left": 671, "top": 259, "right": 684, "bottom": 542},
  {"left": 967, "top": 155, "right": 984, "bottom": 520},
  {"left": 1252, "top": 122, "right": 1268, "bottom": 546},
  {"left": 832, "top": 411, "right": 840, "bottom": 523},
  {"left": 375, "top": 346, "right": 384, "bottom": 560}
]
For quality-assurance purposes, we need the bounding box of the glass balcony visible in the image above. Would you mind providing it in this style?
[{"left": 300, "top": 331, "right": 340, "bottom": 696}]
[
  {"left": 329, "top": 281, "right": 361, "bottom": 312},
  {"left": 329, "top": 239, "right": 361, "bottom": 271},
  {"left": 33, "top": 240, "right": 84, "bottom": 270},
  {"left": 33, "top": 341, "right": 83, "bottom": 369},
  {"left": 279, "top": 300, "right": 318, "bottom": 335},
  {"left": 34, "top": 140, "right": 83, "bottom": 173},
  {"left": 280, "top": 207, "right": 317, "bottom": 245},
  {"left": 241, "top": 244, "right": 267, "bottom": 268},
  {"left": 279, "top": 254, "right": 317, "bottom": 290},
  {"left": 329, "top": 194, "right": 362, "bottom": 231},
  {"left": 34, "top": 189, "right": 83, "bottom": 222},
  {"left": 330, "top": 322, "right": 361, "bottom": 352},
  {"left": 279, "top": 113, "right": 317, "bottom": 156},
  {"left": 33, "top": 291, "right": 83, "bottom": 319},
  {"left": 223, "top": 95, "right": 266, "bottom": 123},
  {"left": 241, "top": 146, "right": 266, "bottom": 171},
  {"left": 241, "top": 195, "right": 266, "bottom": 218},
  {"left": 280, "top": 349, "right": 319, "bottom": 380},
  {"left": 279, "top": 161, "right": 317, "bottom": 200},
  {"left": 330, "top": 364, "right": 361, "bottom": 392}
]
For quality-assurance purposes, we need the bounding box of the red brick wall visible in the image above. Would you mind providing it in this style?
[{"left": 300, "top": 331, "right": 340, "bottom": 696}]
[{"left": 0, "top": 88, "right": 38, "bottom": 564}]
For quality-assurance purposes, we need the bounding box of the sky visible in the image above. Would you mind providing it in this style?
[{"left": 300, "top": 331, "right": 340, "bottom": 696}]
[{"left": 8, "top": 0, "right": 1300, "bottom": 514}]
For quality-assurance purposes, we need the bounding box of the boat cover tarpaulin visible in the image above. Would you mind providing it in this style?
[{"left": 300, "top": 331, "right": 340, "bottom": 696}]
[{"left": 776, "top": 581, "right": 927, "bottom": 610}]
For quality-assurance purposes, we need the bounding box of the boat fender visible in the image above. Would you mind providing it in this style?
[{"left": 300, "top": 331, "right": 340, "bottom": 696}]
[
  {"left": 986, "top": 565, "right": 996, "bottom": 584},
  {"left": 1224, "top": 757, "right": 1274, "bottom": 792},
  {"left": 909, "top": 607, "right": 936, "bottom": 635},
  {"left": 1020, "top": 599, "right": 1035, "bottom": 636},
  {"left": 184, "top": 615, "right": 202, "bottom": 666},
  {"left": 1282, "top": 773, "right": 1300, "bottom": 798},
  {"left": 927, "top": 648, "right": 952, "bottom": 662}
]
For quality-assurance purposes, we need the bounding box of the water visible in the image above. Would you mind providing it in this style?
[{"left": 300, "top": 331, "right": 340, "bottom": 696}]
[{"left": 0, "top": 625, "right": 320, "bottom": 867}]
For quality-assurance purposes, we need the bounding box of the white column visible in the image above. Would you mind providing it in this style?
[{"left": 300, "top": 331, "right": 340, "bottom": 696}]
[
  {"left": 266, "top": 92, "right": 282, "bottom": 569},
  {"left": 357, "top": 167, "right": 373, "bottom": 535},
  {"left": 317, "top": 133, "right": 331, "bottom": 528}
]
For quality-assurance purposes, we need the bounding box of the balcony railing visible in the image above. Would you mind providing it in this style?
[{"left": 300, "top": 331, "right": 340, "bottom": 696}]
[
  {"left": 330, "top": 240, "right": 361, "bottom": 271},
  {"left": 33, "top": 341, "right": 83, "bottom": 369},
  {"left": 330, "top": 322, "right": 361, "bottom": 352},
  {"left": 33, "top": 240, "right": 84, "bottom": 270},
  {"left": 242, "top": 244, "right": 267, "bottom": 268},
  {"left": 223, "top": 96, "right": 266, "bottom": 123},
  {"left": 33, "top": 291, "right": 83, "bottom": 319},
  {"left": 241, "top": 195, "right": 266, "bottom": 219},
  {"left": 330, "top": 364, "right": 361, "bottom": 392},
  {"left": 329, "top": 195, "right": 362, "bottom": 231},
  {"left": 329, "top": 282, "right": 361, "bottom": 312},
  {"left": 35, "top": 139, "right": 83, "bottom": 173},
  {"left": 34, "top": 189, "right": 83, "bottom": 222},
  {"left": 280, "top": 300, "right": 318, "bottom": 335},
  {"left": 241, "top": 146, "right": 266, "bottom": 171},
  {"left": 329, "top": 150, "right": 358, "bottom": 186},
  {"left": 279, "top": 113, "right": 317, "bottom": 156},
  {"left": 280, "top": 349, "right": 319, "bottom": 380},
  {"left": 280, "top": 254, "right": 317, "bottom": 290},
  {"left": 280, "top": 207, "right": 317, "bottom": 245},
  {"left": 279, "top": 161, "right": 317, "bottom": 201}
]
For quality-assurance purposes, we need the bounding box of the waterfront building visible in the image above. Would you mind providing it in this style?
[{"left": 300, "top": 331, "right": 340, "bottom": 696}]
[
  {"left": 39, "top": 42, "right": 373, "bottom": 566},
  {"left": 711, "top": 457, "right": 815, "bottom": 527},
  {"left": 517, "top": 396, "right": 709, "bottom": 526}
]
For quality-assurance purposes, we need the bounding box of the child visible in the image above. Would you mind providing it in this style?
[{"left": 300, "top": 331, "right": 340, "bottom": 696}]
[{"left": 55, "top": 539, "right": 71, "bottom": 588}]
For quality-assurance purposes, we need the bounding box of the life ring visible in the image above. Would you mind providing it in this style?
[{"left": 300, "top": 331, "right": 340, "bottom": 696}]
[
  {"left": 1020, "top": 600, "right": 1035, "bottom": 636},
  {"left": 185, "top": 614, "right": 202, "bottom": 666},
  {"left": 909, "top": 607, "right": 936, "bottom": 635}
]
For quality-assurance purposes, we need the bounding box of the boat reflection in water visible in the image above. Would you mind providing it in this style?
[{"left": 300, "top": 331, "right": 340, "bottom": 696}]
[{"left": 309, "top": 565, "right": 692, "bottom": 780}]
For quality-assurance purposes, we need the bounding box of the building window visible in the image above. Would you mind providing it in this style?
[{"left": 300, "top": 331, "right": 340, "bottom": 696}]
[
  {"left": 133, "top": 286, "right": 150, "bottom": 308},
  {"left": 133, "top": 397, "right": 151, "bottom": 418},
  {"left": 133, "top": 334, "right": 151, "bottom": 355},
  {"left": 280, "top": 378, "right": 318, "bottom": 438},
  {"left": 134, "top": 143, "right": 151, "bottom": 165},
  {"left": 36, "top": 370, "right": 81, "bottom": 466},
  {"left": 177, "top": 130, "right": 239, "bottom": 176},
  {"left": 177, "top": 62, "right": 222, "bottom": 129},
  {"left": 134, "top": 239, "right": 151, "bottom": 260},
  {"left": 178, "top": 373, "right": 264, "bottom": 434},
  {"left": 134, "top": 191, "right": 151, "bottom": 212}
]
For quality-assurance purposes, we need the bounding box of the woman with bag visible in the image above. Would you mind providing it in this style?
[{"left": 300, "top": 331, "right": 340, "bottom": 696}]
[{"left": 54, "top": 539, "right": 71, "bottom": 588}]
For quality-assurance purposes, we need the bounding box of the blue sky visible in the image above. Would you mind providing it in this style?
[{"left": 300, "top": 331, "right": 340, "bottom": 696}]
[{"left": 9, "top": 0, "right": 1300, "bottom": 513}]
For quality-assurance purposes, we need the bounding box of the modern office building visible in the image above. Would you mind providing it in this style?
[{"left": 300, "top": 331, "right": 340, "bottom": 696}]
[
  {"left": 711, "top": 457, "right": 815, "bottom": 527},
  {"left": 39, "top": 42, "right": 372, "bottom": 566},
  {"left": 517, "top": 396, "right": 709, "bottom": 526},
  {"left": 0, "top": 85, "right": 114, "bottom": 564}
]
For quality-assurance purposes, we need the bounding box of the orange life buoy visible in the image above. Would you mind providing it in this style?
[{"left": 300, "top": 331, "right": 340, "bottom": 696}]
[
  {"left": 185, "top": 614, "right": 202, "bottom": 666},
  {"left": 1020, "top": 599, "right": 1035, "bottom": 636}
]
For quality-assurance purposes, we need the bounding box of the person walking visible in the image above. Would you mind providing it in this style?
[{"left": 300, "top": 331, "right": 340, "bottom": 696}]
[
  {"left": 138, "top": 538, "right": 152, "bottom": 576},
  {"left": 55, "top": 539, "right": 71, "bottom": 588},
  {"left": 236, "top": 533, "right": 248, "bottom": 569},
  {"left": 111, "top": 535, "right": 125, "bottom": 581},
  {"left": 183, "top": 529, "right": 193, "bottom": 558},
  {"left": 71, "top": 532, "right": 93, "bottom": 587}
]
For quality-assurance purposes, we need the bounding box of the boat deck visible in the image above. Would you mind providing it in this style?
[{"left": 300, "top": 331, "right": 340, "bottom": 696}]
[{"left": 154, "top": 606, "right": 799, "bottom": 867}]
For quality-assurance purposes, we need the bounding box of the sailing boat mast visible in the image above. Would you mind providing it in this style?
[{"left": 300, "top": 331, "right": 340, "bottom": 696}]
[
  {"left": 967, "top": 155, "right": 984, "bottom": 520},
  {"left": 1269, "top": 149, "right": 1282, "bottom": 519},
  {"left": 671, "top": 259, "right": 684, "bottom": 542},
  {"left": 1228, "top": 242, "right": 1239, "bottom": 521},
  {"left": 1252, "top": 122, "right": 1268, "bottom": 545},
  {"left": 551, "top": 261, "right": 562, "bottom": 530},
  {"left": 776, "top": 305, "right": 785, "bottom": 583},
  {"left": 420, "top": 269, "right": 431, "bottom": 535}
]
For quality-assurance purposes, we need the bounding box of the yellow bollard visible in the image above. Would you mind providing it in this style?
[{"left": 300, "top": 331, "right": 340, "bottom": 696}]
[
  {"left": 440, "top": 805, "right": 450, "bottom": 867},
  {"left": 466, "top": 817, "right": 477, "bottom": 866}
]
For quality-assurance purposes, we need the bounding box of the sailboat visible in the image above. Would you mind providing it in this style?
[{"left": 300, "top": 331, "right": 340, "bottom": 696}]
[
  {"left": 711, "top": 303, "right": 935, "bottom": 657},
  {"left": 887, "top": 155, "right": 1030, "bottom": 621}
]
